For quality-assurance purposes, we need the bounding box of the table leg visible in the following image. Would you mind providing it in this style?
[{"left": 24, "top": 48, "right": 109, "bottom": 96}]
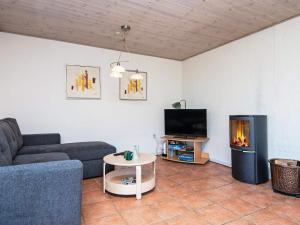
[
  {"left": 136, "top": 165, "right": 142, "bottom": 200},
  {"left": 154, "top": 160, "right": 156, "bottom": 179},
  {"left": 103, "top": 162, "right": 106, "bottom": 193}
]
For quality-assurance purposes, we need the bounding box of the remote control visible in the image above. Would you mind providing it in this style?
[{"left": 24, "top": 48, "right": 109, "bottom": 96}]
[{"left": 113, "top": 152, "right": 125, "bottom": 156}]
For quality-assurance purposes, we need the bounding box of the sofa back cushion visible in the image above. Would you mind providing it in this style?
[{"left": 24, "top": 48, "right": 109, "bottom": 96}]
[
  {"left": 0, "top": 129, "right": 12, "bottom": 166},
  {"left": 0, "top": 121, "right": 18, "bottom": 159},
  {"left": 3, "top": 118, "right": 23, "bottom": 149}
]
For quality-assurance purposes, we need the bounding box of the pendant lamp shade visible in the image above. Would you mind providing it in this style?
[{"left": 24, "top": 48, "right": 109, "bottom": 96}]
[
  {"left": 111, "top": 63, "right": 125, "bottom": 73},
  {"left": 130, "top": 72, "right": 143, "bottom": 80}
]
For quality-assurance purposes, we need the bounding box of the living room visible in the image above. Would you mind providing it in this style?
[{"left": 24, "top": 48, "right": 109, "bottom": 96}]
[{"left": 0, "top": 1, "right": 300, "bottom": 225}]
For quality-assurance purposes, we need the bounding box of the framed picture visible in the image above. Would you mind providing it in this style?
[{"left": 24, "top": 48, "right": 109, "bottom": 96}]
[
  {"left": 66, "top": 65, "right": 101, "bottom": 99},
  {"left": 119, "top": 70, "right": 147, "bottom": 100}
]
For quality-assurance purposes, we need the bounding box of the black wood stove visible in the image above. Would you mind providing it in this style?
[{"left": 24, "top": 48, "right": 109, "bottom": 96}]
[{"left": 229, "top": 115, "right": 268, "bottom": 184}]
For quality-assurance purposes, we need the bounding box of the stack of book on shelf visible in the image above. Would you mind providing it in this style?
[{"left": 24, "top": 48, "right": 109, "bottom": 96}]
[
  {"left": 178, "top": 153, "right": 194, "bottom": 162},
  {"left": 168, "top": 143, "right": 186, "bottom": 150}
]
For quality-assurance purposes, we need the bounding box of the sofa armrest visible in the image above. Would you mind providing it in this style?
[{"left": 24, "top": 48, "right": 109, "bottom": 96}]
[
  {"left": 22, "top": 133, "right": 61, "bottom": 146},
  {"left": 0, "top": 160, "right": 83, "bottom": 225}
]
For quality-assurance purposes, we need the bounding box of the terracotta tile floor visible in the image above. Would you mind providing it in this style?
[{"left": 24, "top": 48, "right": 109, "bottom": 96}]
[{"left": 81, "top": 158, "right": 300, "bottom": 225}]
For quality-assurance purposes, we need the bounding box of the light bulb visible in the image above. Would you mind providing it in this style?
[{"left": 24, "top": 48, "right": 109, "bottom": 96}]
[
  {"left": 110, "top": 71, "right": 123, "bottom": 78},
  {"left": 112, "top": 64, "right": 125, "bottom": 73}
]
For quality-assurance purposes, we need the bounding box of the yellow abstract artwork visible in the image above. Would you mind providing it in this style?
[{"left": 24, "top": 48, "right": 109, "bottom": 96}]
[
  {"left": 66, "top": 65, "right": 101, "bottom": 99},
  {"left": 120, "top": 71, "right": 147, "bottom": 100}
]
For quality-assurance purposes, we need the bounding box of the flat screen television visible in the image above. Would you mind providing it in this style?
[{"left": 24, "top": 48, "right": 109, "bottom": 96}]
[{"left": 164, "top": 109, "right": 207, "bottom": 137}]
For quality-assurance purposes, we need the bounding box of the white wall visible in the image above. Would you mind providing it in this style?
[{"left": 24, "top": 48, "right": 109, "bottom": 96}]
[
  {"left": 2, "top": 16, "right": 300, "bottom": 165},
  {"left": 183, "top": 16, "right": 300, "bottom": 166},
  {"left": 0, "top": 32, "right": 182, "bottom": 153}
]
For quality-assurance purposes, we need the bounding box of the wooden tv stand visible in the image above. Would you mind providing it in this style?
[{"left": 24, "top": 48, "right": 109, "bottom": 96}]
[{"left": 161, "top": 136, "right": 209, "bottom": 164}]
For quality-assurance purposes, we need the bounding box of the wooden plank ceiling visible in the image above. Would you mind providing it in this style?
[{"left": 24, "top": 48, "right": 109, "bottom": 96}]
[{"left": 1, "top": 0, "right": 300, "bottom": 60}]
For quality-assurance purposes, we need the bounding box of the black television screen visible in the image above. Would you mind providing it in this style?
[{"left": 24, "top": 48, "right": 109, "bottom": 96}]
[{"left": 164, "top": 109, "right": 207, "bottom": 137}]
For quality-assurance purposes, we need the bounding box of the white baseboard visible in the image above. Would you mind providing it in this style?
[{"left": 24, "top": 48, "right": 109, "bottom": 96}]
[{"left": 209, "top": 158, "right": 231, "bottom": 167}]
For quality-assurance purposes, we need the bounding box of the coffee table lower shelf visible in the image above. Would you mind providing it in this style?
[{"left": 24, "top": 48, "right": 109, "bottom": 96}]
[{"left": 104, "top": 169, "right": 155, "bottom": 196}]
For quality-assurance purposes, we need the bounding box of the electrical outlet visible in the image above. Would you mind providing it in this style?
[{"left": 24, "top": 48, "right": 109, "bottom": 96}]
[{"left": 153, "top": 134, "right": 156, "bottom": 139}]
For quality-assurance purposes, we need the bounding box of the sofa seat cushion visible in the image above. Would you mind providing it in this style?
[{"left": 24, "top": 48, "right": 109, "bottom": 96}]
[
  {"left": 13, "top": 152, "right": 70, "bottom": 165},
  {"left": 18, "top": 142, "right": 116, "bottom": 161}
]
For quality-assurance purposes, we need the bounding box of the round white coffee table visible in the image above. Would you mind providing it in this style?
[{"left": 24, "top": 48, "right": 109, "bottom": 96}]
[{"left": 103, "top": 153, "right": 156, "bottom": 200}]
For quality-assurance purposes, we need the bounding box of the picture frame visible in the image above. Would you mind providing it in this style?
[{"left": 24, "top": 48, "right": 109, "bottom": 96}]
[
  {"left": 66, "top": 65, "right": 101, "bottom": 99},
  {"left": 119, "top": 70, "right": 147, "bottom": 100}
]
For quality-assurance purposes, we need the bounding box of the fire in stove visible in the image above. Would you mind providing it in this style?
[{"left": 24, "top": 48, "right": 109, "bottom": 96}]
[{"left": 231, "top": 120, "right": 250, "bottom": 147}]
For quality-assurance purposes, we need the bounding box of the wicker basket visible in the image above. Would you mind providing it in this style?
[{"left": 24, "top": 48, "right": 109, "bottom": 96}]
[{"left": 269, "top": 158, "right": 300, "bottom": 196}]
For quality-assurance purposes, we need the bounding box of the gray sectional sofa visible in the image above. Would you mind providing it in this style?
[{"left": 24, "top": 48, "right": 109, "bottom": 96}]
[
  {"left": 0, "top": 118, "right": 116, "bottom": 178},
  {"left": 0, "top": 118, "right": 116, "bottom": 225}
]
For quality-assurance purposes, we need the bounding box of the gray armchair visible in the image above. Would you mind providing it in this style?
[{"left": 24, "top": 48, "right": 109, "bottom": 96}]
[{"left": 0, "top": 160, "right": 83, "bottom": 225}]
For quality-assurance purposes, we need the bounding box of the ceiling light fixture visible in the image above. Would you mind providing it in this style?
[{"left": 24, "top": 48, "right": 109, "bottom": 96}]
[{"left": 110, "top": 25, "right": 132, "bottom": 78}]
